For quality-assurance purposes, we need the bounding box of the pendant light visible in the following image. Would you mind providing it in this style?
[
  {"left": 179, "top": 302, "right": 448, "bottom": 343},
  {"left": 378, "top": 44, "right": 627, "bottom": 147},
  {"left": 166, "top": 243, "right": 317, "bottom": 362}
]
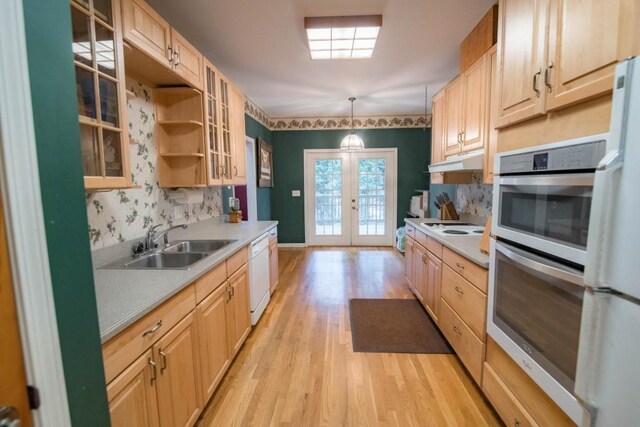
[{"left": 340, "top": 97, "right": 365, "bottom": 151}]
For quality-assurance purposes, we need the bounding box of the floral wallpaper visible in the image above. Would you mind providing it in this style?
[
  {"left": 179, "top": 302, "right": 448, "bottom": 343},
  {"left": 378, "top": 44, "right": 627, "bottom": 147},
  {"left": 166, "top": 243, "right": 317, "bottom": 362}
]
[
  {"left": 86, "top": 78, "right": 223, "bottom": 249},
  {"left": 244, "top": 96, "right": 431, "bottom": 131},
  {"left": 455, "top": 172, "right": 493, "bottom": 218}
]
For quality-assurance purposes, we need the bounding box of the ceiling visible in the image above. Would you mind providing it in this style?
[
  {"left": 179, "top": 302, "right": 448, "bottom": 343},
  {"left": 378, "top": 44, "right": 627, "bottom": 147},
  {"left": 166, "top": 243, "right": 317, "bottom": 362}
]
[{"left": 148, "top": 0, "right": 496, "bottom": 118}]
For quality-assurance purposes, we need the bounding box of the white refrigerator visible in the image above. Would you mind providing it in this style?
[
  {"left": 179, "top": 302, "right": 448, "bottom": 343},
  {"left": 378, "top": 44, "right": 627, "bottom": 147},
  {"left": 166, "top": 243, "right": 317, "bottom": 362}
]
[{"left": 575, "top": 57, "right": 640, "bottom": 426}]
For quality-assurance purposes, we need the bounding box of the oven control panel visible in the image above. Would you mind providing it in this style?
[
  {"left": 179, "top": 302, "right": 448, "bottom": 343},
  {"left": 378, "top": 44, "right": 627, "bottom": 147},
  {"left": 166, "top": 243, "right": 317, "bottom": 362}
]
[{"left": 499, "top": 139, "right": 606, "bottom": 174}]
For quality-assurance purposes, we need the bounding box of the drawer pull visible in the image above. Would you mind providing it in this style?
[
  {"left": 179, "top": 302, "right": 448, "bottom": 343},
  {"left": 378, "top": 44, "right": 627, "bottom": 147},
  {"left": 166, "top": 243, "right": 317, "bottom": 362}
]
[
  {"left": 159, "top": 349, "right": 168, "bottom": 374},
  {"left": 422, "top": 254, "right": 427, "bottom": 263},
  {"left": 514, "top": 419, "right": 520, "bottom": 427},
  {"left": 455, "top": 262, "right": 465, "bottom": 270},
  {"left": 142, "top": 320, "right": 163, "bottom": 337},
  {"left": 454, "top": 286, "right": 464, "bottom": 295},
  {"left": 452, "top": 325, "right": 463, "bottom": 336},
  {"left": 149, "top": 358, "right": 157, "bottom": 385}
]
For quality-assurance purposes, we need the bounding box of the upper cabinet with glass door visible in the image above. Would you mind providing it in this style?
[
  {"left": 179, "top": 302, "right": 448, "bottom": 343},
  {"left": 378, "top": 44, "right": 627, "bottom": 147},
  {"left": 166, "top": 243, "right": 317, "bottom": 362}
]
[{"left": 71, "top": 0, "right": 131, "bottom": 190}]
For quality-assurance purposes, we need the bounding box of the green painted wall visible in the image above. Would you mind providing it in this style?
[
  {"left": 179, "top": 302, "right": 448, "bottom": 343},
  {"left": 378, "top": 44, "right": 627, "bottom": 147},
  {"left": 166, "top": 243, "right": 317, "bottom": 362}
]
[
  {"left": 23, "top": 0, "right": 110, "bottom": 425},
  {"left": 245, "top": 115, "right": 272, "bottom": 220},
  {"left": 271, "top": 128, "right": 430, "bottom": 243}
]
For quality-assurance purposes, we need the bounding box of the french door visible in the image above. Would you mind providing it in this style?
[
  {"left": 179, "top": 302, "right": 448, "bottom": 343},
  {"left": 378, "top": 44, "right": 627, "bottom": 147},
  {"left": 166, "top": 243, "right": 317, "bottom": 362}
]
[{"left": 304, "top": 149, "right": 397, "bottom": 246}]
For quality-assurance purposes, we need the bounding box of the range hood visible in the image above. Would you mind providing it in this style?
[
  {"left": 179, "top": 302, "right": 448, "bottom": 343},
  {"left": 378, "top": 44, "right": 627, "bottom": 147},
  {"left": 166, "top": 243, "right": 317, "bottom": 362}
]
[{"left": 428, "top": 150, "right": 484, "bottom": 173}]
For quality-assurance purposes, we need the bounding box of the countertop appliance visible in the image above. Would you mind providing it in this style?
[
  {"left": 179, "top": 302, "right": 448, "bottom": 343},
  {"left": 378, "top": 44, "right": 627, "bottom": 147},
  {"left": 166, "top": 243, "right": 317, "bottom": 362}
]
[
  {"left": 249, "top": 233, "right": 270, "bottom": 325},
  {"left": 489, "top": 122, "right": 609, "bottom": 424},
  {"left": 574, "top": 57, "right": 640, "bottom": 426}
]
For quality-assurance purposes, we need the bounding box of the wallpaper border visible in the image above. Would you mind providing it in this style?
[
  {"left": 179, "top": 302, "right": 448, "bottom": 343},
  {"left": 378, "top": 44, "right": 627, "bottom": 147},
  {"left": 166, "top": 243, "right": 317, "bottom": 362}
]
[{"left": 244, "top": 97, "right": 432, "bottom": 131}]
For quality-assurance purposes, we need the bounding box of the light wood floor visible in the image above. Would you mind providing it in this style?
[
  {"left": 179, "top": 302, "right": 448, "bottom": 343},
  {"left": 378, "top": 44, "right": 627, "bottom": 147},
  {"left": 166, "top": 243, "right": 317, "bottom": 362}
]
[{"left": 198, "top": 247, "right": 500, "bottom": 426}]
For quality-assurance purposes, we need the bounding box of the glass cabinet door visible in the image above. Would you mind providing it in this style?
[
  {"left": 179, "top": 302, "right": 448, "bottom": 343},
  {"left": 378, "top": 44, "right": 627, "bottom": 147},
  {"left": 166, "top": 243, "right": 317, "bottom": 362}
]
[
  {"left": 219, "top": 77, "right": 232, "bottom": 182},
  {"left": 205, "top": 63, "right": 223, "bottom": 185},
  {"left": 71, "top": 0, "right": 130, "bottom": 189}
]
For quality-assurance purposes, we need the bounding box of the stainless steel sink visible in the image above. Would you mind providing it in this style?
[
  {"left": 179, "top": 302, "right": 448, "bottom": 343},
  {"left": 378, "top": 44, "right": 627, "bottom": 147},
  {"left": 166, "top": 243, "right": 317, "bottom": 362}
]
[
  {"left": 100, "top": 239, "right": 237, "bottom": 270},
  {"left": 163, "top": 239, "right": 235, "bottom": 254}
]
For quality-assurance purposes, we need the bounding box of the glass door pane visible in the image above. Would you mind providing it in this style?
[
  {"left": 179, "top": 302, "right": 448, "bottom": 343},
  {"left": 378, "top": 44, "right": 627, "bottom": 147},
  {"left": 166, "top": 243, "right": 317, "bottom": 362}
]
[
  {"left": 357, "top": 158, "right": 386, "bottom": 236},
  {"left": 314, "top": 159, "right": 343, "bottom": 236}
]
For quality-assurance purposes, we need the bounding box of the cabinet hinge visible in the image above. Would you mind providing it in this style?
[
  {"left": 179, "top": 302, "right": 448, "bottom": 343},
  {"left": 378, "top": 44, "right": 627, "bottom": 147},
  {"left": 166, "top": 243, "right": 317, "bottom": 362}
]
[{"left": 27, "top": 385, "right": 41, "bottom": 410}]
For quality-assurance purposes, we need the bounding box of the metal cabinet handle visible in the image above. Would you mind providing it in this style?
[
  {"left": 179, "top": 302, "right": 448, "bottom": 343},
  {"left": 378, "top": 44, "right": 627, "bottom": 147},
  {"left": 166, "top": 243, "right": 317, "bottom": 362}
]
[
  {"left": 454, "top": 286, "right": 464, "bottom": 295},
  {"left": 544, "top": 62, "right": 554, "bottom": 92},
  {"left": 455, "top": 262, "right": 465, "bottom": 270},
  {"left": 234, "top": 165, "right": 238, "bottom": 176},
  {"left": 453, "top": 325, "right": 462, "bottom": 336},
  {"left": 173, "top": 47, "right": 180, "bottom": 66},
  {"left": 459, "top": 131, "right": 465, "bottom": 144},
  {"left": 533, "top": 68, "right": 542, "bottom": 97},
  {"left": 159, "top": 349, "right": 168, "bottom": 373},
  {"left": 422, "top": 254, "right": 427, "bottom": 263},
  {"left": 142, "top": 320, "right": 163, "bottom": 337},
  {"left": 226, "top": 285, "right": 232, "bottom": 302},
  {"left": 149, "top": 358, "right": 157, "bottom": 384},
  {"left": 513, "top": 419, "right": 520, "bottom": 427},
  {"left": 167, "top": 46, "right": 173, "bottom": 62}
]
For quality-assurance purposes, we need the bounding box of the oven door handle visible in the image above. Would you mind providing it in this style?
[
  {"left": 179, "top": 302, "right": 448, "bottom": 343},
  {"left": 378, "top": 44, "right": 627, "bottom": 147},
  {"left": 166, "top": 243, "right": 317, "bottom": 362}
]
[
  {"left": 498, "top": 173, "right": 594, "bottom": 187},
  {"left": 496, "top": 241, "right": 584, "bottom": 286}
]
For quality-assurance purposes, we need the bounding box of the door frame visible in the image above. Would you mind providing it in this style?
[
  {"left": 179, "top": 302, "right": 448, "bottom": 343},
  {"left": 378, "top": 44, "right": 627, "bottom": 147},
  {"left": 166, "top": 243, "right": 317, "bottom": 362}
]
[
  {"left": 303, "top": 148, "right": 398, "bottom": 246},
  {"left": 0, "top": 0, "right": 72, "bottom": 425},
  {"left": 245, "top": 136, "right": 258, "bottom": 221}
]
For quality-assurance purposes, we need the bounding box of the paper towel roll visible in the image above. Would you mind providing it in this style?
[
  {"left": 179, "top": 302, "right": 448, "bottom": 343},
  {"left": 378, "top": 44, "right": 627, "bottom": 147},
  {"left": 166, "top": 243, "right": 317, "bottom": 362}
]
[{"left": 167, "top": 188, "right": 204, "bottom": 205}]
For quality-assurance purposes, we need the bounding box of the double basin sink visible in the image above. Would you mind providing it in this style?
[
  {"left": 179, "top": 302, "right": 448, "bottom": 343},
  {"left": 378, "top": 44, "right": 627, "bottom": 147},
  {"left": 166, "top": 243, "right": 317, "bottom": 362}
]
[{"left": 102, "top": 239, "right": 236, "bottom": 270}]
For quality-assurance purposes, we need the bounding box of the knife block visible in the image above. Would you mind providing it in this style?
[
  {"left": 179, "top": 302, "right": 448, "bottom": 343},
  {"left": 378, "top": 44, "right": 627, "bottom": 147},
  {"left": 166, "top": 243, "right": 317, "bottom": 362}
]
[{"left": 439, "top": 202, "right": 459, "bottom": 220}]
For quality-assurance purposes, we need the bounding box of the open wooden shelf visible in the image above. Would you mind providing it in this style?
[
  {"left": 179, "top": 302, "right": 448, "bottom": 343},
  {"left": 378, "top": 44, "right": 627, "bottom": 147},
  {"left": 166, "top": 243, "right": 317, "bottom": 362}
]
[
  {"left": 159, "top": 152, "right": 205, "bottom": 158},
  {"left": 157, "top": 120, "right": 203, "bottom": 127}
]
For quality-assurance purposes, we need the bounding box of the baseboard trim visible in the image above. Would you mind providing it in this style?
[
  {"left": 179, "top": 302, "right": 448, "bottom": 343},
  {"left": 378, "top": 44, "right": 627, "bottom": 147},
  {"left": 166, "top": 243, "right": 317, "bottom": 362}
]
[{"left": 277, "top": 243, "right": 307, "bottom": 248}]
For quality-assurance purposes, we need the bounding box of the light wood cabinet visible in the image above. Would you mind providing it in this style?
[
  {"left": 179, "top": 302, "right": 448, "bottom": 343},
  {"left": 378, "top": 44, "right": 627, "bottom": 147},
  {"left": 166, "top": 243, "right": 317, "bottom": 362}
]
[
  {"left": 430, "top": 91, "right": 446, "bottom": 184},
  {"left": 229, "top": 83, "right": 247, "bottom": 185},
  {"left": 444, "top": 76, "right": 464, "bottom": 157},
  {"left": 441, "top": 264, "right": 487, "bottom": 339},
  {"left": 461, "top": 53, "right": 488, "bottom": 152},
  {"left": 121, "top": 0, "right": 172, "bottom": 68},
  {"left": 226, "top": 265, "right": 251, "bottom": 358},
  {"left": 121, "top": 0, "right": 203, "bottom": 90},
  {"left": 482, "top": 363, "right": 537, "bottom": 427},
  {"left": 154, "top": 312, "right": 201, "bottom": 427},
  {"left": 495, "top": 0, "right": 548, "bottom": 127},
  {"left": 496, "top": 0, "right": 638, "bottom": 128},
  {"left": 196, "top": 283, "right": 230, "bottom": 404},
  {"left": 483, "top": 45, "right": 499, "bottom": 184},
  {"left": 424, "top": 251, "right": 442, "bottom": 322},
  {"left": 269, "top": 236, "right": 279, "bottom": 293},
  {"left": 203, "top": 60, "right": 224, "bottom": 186},
  {"left": 107, "top": 350, "right": 159, "bottom": 427},
  {"left": 404, "top": 236, "right": 415, "bottom": 287},
  {"left": 71, "top": 0, "right": 131, "bottom": 190},
  {"left": 170, "top": 29, "right": 204, "bottom": 90},
  {"left": 412, "top": 243, "right": 427, "bottom": 304}
]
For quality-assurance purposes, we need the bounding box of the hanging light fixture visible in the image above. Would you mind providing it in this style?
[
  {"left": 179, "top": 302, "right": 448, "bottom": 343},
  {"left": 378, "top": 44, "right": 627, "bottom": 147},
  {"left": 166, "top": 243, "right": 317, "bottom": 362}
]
[{"left": 340, "top": 97, "right": 365, "bottom": 151}]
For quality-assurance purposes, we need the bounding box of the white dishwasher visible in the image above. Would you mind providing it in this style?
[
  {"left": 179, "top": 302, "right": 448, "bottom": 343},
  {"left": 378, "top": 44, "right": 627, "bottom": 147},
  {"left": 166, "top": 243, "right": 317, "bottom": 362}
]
[{"left": 249, "top": 233, "right": 270, "bottom": 325}]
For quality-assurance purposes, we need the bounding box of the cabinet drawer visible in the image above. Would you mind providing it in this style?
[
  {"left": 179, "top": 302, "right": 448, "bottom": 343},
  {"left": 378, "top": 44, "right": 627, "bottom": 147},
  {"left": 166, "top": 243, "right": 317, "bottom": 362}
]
[
  {"left": 227, "top": 246, "right": 248, "bottom": 276},
  {"left": 439, "top": 300, "right": 484, "bottom": 385},
  {"left": 406, "top": 225, "right": 415, "bottom": 239},
  {"left": 414, "top": 228, "right": 428, "bottom": 248},
  {"left": 482, "top": 363, "right": 537, "bottom": 427},
  {"left": 102, "top": 285, "right": 196, "bottom": 383},
  {"left": 268, "top": 226, "right": 278, "bottom": 239},
  {"left": 426, "top": 237, "right": 443, "bottom": 258},
  {"left": 442, "top": 246, "right": 487, "bottom": 292},
  {"left": 195, "top": 261, "right": 227, "bottom": 303},
  {"left": 485, "top": 338, "right": 575, "bottom": 426},
  {"left": 441, "top": 265, "right": 487, "bottom": 339}
]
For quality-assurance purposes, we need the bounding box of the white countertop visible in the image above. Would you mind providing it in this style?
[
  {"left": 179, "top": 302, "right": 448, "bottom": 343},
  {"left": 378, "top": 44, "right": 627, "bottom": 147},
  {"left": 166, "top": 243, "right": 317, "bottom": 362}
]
[
  {"left": 404, "top": 218, "right": 490, "bottom": 268},
  {"left": 93, "top": 217, "right": 278, "bottom": 343}
]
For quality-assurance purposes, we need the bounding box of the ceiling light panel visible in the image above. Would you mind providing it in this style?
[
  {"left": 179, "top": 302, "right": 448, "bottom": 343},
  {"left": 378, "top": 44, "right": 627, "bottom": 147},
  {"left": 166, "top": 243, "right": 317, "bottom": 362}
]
[{"left": 305, "top": 15, "right": 382, "bottom": 60}]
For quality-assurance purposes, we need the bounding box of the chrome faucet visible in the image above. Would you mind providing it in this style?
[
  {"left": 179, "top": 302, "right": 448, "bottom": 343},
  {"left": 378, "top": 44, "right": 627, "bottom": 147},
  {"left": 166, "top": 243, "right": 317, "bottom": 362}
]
[{"left": 145, "top": 223, "right": 188, "bottom": 251}]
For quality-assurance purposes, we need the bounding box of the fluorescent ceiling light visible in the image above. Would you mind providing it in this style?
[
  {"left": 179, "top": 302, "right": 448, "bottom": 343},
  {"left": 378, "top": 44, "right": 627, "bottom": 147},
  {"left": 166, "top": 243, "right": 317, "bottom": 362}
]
[{"left": 305, "top": 15, "right": 382, "bottom": 60}]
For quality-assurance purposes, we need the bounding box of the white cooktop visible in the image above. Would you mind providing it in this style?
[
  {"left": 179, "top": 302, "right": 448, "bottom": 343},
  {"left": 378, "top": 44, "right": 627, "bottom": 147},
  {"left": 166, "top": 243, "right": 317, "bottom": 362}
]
[{"left": 418, "top": 223, "right": 485, "bottom": 236}]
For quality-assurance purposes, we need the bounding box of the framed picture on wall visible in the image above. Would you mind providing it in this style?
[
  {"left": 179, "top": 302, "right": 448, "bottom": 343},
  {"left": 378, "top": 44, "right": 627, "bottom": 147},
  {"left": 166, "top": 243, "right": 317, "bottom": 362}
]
[{"left": 257, "top": 138, "right": 274, "bottom": 187}]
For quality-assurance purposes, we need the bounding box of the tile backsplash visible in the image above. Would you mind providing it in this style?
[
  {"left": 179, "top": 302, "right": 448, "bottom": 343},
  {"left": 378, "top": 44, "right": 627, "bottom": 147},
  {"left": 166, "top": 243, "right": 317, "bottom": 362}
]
[
  {"left": 86, "top": 79, "right": 223, "bottom": 249},
  {"left": 455, "top": 172, "right": 493, "bottom": 218}
]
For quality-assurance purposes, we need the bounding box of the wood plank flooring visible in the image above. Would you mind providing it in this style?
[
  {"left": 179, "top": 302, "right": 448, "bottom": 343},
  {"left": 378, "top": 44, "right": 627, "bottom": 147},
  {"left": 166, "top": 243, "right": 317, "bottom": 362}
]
[{"left": 198, "top": 247, "right": 500, "bottom": 426}]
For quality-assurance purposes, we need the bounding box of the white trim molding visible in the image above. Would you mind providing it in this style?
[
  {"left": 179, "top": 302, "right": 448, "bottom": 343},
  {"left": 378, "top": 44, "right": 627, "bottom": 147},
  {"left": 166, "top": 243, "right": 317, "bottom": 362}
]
[
  {"left": 244, "top": 96, "right": 431, "bottom": 131},
  {"left": 277, "top": 243, "right": 308, "bottom": 248},
  {"left": 0, "top": 0, "right": 71, "bottom": 425}
]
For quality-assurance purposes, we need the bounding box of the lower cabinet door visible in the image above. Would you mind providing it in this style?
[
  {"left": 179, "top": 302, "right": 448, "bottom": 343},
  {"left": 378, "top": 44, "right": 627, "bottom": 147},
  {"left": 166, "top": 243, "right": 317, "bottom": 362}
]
[
  {"left": 154, "top": 312, "right": 201, "bottom": 427},
  {"left": 269, "top": 238, "right": 279, "bottom": 293},
  {"left": 196, "top": 283, "right": 230, "bottom": 403},
  {"left": 107, "top": 349, "right": 160, "bottom": 427},
  {"left": 405, "top": 237, "right": 414, "bottom": 287},
  {"left": 424, "top": 251, "right": 442, "bottom": 322},
  {"left": 413, "top": 244, "right": 427, "bottom": 303},
  {"left": 226, "top": 265, "right": 251, "bottom": 357}
]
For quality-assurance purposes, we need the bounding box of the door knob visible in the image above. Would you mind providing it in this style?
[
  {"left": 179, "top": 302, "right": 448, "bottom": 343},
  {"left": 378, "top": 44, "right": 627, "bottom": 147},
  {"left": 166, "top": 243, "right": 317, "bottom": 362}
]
[{"left": 0, "top": 407, "right": 21, "bottom": 427}]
